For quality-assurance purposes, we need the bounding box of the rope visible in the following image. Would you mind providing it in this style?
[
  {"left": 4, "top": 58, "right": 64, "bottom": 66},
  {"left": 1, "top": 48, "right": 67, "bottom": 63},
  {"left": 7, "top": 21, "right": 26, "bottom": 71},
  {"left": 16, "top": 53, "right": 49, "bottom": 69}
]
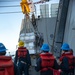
[
  {"left": 44, "top": 3, "right": 52, "bottom": 49},
  {"left": 0, "top": 11, "right": 22, "bottom": 14}
]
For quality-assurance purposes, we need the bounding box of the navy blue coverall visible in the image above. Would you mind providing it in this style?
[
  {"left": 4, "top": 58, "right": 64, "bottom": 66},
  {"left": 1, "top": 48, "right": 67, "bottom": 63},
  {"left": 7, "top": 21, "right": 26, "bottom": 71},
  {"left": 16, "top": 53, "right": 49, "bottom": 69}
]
[
  {"left": 35, "top": 55, "right": 59, "bottom": 75},
  {"left": 14, "top": 49, "right": 31, "bottom": 75}
]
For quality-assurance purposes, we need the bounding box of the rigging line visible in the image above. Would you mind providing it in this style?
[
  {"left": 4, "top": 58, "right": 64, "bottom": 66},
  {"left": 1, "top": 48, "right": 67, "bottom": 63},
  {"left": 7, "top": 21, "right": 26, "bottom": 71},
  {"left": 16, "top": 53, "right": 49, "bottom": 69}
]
[
  {"left": 44, "top": 3, "right": 52, "bottom": 48},
  {"left": 0, "top": 11, "right": 22, "bottom": 14},
  {"left": 0, "top": 5, "right": 20, "bottom": 7},
  {"left": 44, "top": 3, "right": 49, "bottom": 43},
  {"left": 51, "top": 1, "right": 60, "bottom": 53},
  {"left": 0, "top": 0, "right": 21, "bottom": 2}
]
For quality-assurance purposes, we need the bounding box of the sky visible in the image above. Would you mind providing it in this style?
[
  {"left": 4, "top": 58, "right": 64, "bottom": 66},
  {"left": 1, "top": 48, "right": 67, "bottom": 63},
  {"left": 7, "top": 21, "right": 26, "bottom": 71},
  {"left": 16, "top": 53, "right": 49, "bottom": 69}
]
[{"left": 0, "top": 0, "right": 59, "bottom": 54}]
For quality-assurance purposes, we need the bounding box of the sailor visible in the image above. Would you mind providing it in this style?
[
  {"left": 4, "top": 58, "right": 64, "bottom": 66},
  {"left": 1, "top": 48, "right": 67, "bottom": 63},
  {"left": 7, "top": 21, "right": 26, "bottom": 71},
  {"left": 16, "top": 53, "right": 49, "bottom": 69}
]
[
  {"left": 14, "top": 40, "right": 31, "bottom": 75},
  {"left": 59, "top": 43, "right": 74, "bottom": 75},
  {"left": 35, "top": 43, "right": 60, "bottom": 75},
  {"left": 0, "top": 42, "right": 16, "bottom": 75}
]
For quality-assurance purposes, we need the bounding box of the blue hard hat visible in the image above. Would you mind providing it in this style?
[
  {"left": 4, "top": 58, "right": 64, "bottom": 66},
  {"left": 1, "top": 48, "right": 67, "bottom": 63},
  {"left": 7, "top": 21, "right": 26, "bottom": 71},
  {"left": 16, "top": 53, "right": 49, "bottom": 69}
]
[
  {"left": 41, "top": 43, "right": 50, "bottom": 51},
  {"left": 61, "top": 43, "right": 70, "bottom": 50},
  {"left": 0, "top": 43, "right": 7, "bottom": 52}
]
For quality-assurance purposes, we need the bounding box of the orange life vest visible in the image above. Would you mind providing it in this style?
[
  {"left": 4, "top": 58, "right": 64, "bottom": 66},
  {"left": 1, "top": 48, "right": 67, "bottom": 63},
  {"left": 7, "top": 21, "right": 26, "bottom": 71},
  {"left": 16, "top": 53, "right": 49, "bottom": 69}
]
[
  {"left": 40, "top": 53, "right": 61, "bottom": 75},
  {"left": 18, "top": 47, "right": 27, "bottom": 58},
  {"left": 59, "top": 52, "right": 74, "bottom": 69},
  {"left": 0, "top": 56, "right": 14, "bottom": 75},
  {"left": 40, "top": 53, "right": 55, "bottom": 71}
]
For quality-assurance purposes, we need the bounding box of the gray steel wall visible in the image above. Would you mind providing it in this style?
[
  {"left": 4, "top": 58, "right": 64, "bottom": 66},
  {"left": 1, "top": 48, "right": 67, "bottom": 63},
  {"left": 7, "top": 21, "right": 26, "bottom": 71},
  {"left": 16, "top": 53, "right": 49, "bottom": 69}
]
[
  {"left": 64, "top": 0, "right": 75, "bottom": 55},
  {"left": 36, "top": 17, "right": 56, "bottom": 49}
]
